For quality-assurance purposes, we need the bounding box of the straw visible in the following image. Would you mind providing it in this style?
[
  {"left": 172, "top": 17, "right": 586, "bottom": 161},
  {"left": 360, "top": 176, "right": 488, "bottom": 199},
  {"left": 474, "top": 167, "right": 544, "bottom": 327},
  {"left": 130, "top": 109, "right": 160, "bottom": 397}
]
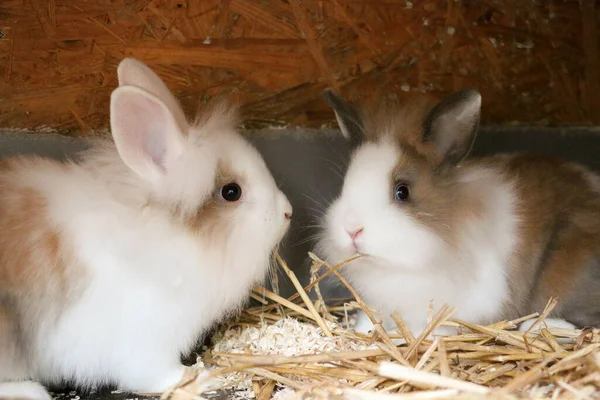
[{"left": 163, "top": 252, "right": 599, "bottom": 400}]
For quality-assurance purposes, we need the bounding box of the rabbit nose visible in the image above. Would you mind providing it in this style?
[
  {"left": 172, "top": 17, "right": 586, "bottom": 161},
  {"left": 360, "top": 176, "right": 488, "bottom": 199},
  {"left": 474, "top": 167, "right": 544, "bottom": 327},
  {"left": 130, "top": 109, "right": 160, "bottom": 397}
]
[
  {"left": 285, "top": 211, "right": 292, "bottom": 220},
  {"left": 347, "top": 227, "right": 364, "bottom": 240}
]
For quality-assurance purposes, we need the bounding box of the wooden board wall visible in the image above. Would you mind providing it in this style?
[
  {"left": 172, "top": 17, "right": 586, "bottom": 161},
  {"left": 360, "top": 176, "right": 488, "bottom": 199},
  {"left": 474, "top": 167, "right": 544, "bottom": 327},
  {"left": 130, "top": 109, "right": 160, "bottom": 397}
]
[{"left": 0, "top": 0, "right": 598, "bottom": 135}]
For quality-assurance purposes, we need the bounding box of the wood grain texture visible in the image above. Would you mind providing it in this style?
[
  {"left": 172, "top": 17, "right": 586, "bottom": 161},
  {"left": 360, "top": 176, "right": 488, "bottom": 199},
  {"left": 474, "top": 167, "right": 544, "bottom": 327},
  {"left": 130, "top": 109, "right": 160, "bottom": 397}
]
[{"left": 0, "top": 0, "right": 596, "bottom": 134}]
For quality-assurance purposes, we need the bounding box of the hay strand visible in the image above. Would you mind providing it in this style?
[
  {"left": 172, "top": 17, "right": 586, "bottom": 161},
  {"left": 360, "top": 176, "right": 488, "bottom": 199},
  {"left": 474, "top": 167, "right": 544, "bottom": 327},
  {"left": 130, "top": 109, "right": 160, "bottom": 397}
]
[{"left": 274, "top": 252, "right": 332, "bottom": 337}]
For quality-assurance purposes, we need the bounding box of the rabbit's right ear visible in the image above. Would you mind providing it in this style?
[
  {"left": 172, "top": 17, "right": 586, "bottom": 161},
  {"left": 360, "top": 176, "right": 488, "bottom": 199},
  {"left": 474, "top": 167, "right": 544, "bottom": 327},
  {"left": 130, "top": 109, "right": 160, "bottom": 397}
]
[
  {"left": 323, "top": 89, "right": 365, "bottom": 149},
  {"left": 117, "top": 58, "right": 188, "bottom": 133},
  {"left": 422, "top": 88, "right": 481, "bottom": 166},
  {"left": 110, "top": 85, "right": 184, "bottom": 183}
]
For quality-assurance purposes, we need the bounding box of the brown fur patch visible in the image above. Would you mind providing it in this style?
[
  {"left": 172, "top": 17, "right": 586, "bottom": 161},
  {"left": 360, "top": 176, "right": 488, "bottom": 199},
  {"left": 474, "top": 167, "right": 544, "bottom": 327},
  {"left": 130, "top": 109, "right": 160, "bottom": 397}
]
[
  {"left": 359, "top": 94, "right": 443, "bottom": 164},
  {"left": 496, "top": 155, "right": 600, "bottom": 320},
  {"left": 388, "top": 146, "right": 483, "bottom": 248},
  {"left": 0, "top": 157, "right": 90, "bottom": 380},
  {"left": 178, "top": 160, "right": 246, "bottom": 244},
  {"left": 0, "top": 161, "right": 61, "bottom": 294}
]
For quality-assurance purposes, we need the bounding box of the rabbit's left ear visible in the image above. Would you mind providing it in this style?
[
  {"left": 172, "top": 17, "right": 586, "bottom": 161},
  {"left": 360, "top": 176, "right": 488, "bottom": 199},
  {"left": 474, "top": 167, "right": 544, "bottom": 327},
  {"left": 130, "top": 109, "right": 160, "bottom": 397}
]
[
  {"left": 323, "top": 89, "right": 365, "bottom": 149},
  {"left": 422, "top": 88, "right": 481, "bottom": 165}
]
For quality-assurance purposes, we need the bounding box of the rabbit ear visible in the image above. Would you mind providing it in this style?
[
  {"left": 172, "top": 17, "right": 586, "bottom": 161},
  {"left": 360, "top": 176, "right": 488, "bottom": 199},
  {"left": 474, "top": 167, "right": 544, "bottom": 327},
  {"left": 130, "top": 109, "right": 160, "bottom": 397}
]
[
  {"left": 323, "top": 89, "right": 365, "bottom": 149},
  {"left": 422, "top": 88, "right": 481, "bottom": 165},
  {"left": 117, "top": 58, "right": 188, "bottom": 133},
  {"left": 110, "top": 85, "right": 184, "bottom": 183}
]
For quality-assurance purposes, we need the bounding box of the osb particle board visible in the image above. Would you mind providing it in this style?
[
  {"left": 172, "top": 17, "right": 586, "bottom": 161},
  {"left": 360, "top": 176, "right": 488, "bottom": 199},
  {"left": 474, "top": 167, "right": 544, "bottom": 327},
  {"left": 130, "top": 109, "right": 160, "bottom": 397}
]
[{"left": 0, "top": 0, "right": 597, "bottom": 135}]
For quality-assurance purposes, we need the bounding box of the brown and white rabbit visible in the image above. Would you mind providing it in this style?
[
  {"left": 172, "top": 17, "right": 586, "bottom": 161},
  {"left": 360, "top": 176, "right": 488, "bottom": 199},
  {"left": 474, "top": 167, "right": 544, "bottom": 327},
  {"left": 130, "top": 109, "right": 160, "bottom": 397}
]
[
  {"left": 316, "top": 88, "right": 600, "bottom": 337},
  {"left": 0, "top": 58, "right": 292, "bottom": 399}
]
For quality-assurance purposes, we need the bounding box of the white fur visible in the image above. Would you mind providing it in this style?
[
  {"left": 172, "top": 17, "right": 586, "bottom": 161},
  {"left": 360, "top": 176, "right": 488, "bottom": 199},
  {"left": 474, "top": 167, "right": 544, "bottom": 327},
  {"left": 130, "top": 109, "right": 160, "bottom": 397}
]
[
  {"left": 353, "top": 311, "right": 376, "bottom": 334},
  {"left": 317, "top": 137, "right": 518, "bottom": 337},
  {"left": 0, "top": 59, "right": 292, "bottom": 397},
  {"left": 518, "top": 318, "right": 577, "bottom": 332},
  {"left": 0, "top": 381, "right": 52, "bottom": 400}
]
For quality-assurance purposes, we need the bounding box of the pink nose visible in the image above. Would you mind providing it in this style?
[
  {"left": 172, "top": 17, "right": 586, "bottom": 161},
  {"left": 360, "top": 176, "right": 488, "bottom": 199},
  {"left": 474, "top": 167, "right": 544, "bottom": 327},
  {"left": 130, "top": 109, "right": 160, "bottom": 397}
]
[
  {"left": 285, "top": 212, "right": 292, "bottom": 220},
  {"left": 348, "top": 227, "right": 363, "bottom": 240}
]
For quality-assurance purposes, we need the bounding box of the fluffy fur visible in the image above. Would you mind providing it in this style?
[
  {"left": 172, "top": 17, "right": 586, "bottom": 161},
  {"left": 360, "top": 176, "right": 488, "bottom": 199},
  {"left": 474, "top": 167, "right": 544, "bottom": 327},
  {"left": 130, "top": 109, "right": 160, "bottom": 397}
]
[
  {"left": 0, "top": 59, "right": 292, "bottom": 399},
  {"left": 317, "top": 89, "right": 600, "bottom": 337}
]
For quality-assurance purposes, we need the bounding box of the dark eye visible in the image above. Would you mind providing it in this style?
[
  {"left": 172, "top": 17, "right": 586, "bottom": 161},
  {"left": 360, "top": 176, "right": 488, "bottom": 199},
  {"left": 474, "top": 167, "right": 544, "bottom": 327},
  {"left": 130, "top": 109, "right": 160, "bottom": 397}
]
[
  {"left": 220, "top": 183, "right": 242, "bottom": 202},
  {"left": 394, "top": 183, "right": 410, "bottom": 202}
]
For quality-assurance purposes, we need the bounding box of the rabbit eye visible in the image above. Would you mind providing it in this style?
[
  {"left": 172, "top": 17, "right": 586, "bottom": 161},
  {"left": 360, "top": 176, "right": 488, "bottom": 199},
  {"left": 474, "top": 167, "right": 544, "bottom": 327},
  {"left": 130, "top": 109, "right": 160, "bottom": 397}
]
[
  {"left": 394, "top": 183, "right": 410, "bottom": 202},
  {"left": 220, "top": 183, "right": 242, "bottom": 202}
]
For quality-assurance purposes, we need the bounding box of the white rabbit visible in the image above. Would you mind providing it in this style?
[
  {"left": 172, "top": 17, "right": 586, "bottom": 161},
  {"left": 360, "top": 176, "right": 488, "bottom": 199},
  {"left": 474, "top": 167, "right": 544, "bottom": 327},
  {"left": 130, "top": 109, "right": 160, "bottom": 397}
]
[
  {"left": 0, "top": 58, "right": 292, "bottom": 399},
  {"left": 316, "top": 88, "right": 600, "bottom": 338}
]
